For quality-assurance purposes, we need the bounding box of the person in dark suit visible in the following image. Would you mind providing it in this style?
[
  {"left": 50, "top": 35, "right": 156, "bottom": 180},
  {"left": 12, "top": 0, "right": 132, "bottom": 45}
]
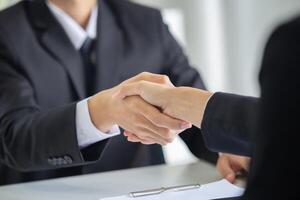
[
  {"left": 121, "top": 17, "right": 300, "bottom": 199},
  {"left": 0, "top": 0, "right": 239, "bottom": 185}
]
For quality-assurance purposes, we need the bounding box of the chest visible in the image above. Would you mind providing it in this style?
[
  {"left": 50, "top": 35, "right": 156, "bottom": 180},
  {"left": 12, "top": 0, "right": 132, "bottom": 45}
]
[{"left": 17, "top": 36, "right": 166, "bottom": 109}]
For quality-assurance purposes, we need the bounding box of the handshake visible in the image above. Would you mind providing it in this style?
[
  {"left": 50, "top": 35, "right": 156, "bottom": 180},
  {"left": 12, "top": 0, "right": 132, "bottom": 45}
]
[{"left": 88, "top": 72, "right": 213, "bottom": 145}]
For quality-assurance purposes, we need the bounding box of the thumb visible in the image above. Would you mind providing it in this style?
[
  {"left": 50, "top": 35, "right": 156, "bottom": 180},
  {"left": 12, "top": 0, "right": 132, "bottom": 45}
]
[
  {"left": 116, "top": 82, "right": 142, "bottom": 99},
  {"left": 225, "top": 173, "right": 236, "bottom": 183},
  {"left": 217, "top": 157, "right": 236, "bottom": 183},
  {"left": 117, "top": 81, "right": 168, "bottom": 108}
]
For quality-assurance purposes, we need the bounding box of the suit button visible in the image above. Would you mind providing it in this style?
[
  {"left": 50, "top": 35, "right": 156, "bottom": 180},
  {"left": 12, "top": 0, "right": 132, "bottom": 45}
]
[
  {"left": 47, "top": 158, "right": 53, "bottom": 164},
  {"left": 57, "top": 158, "right": 63, "bottom": 165},
  {"left": 52, "top": 158, "right": 58, "bottom": 165},
  {"left": 62, "top": 159, "right": 68, "bottom": 165},
  {"left": 64, "top": 156, "right": 73, "bottom": 164}
]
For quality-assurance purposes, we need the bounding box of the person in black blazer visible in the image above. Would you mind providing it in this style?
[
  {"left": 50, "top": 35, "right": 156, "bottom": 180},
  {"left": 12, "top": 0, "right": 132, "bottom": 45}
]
[
  {"left": 0, "top": 0, "right": 233, "bottom": 185},
  {"left": 121, "top": 17, "right": 300, "bottom": 199}
]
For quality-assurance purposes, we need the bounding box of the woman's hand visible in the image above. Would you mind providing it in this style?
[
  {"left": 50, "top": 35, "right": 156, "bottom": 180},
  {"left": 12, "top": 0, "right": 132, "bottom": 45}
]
[
  {"left": 217, "top": 153, "right": 251, "bottom": 183},
  {"left": 117, "top": 80, "right": 213, "bottom": 144},
  {"left": 88, "top": 72, "right": 191, "bottom": 145}
]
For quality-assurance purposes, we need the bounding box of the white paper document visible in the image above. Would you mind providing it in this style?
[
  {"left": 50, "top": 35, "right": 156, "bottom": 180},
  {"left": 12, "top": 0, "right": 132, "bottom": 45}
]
[{"left": 100, "top": 179, "right": 245, "bottom": 200}]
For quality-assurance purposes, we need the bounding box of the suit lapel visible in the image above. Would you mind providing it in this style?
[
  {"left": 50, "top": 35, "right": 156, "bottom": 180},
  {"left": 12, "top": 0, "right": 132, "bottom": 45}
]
[
  {"left": 95, "top": 0, "right": 124, "bottom": 92},
  {"left": 27, "top": 1, "right": 86, "bottom": 99}
]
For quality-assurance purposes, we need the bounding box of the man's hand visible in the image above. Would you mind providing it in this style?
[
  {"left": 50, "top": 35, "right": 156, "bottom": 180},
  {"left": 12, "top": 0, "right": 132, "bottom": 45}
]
[
  {"left": 88, "top": 72, "right": 192, "bottom": 145},
  {"left": 117, "top": 80, "right": 213, "bottom": 128},
  {"left": 217, "top": 153, "right": 251, "bottom": 183}
]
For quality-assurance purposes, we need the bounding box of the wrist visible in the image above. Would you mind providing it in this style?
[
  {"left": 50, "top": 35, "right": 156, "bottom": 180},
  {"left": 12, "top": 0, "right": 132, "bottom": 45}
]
[
  {"left": 169, "top": 87, "right": 213, "bottom": 127},
  {"left": 88, "top": 90, "right": 116, "bottom": 133},
  {"left": 193, "top": 90, "right": 213, "bottom": 128}
]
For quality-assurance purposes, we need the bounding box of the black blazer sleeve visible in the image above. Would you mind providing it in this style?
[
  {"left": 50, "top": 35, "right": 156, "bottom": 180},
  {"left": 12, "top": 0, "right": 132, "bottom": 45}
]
[
  {"left": 201, "top": 93, "right": 259, "bottom": 157},
  {"left": 157, "top": 13, "right": 218, "bottom": 163},
  {"left": 0, "top": 27, "right": 106, "bottom": 172}
]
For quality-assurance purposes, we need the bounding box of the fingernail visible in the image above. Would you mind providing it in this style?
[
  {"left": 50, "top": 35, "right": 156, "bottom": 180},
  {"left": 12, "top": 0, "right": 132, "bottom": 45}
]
[
  {"left": 181, "top": 122, "right": 192, "bottom": 129},
  {"left": 226, "top": 174, "right": 235, "bottom": 182}
]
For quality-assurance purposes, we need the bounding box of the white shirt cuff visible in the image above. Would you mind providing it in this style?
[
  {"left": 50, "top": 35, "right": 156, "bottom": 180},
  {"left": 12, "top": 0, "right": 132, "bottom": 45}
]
[{"left": 76, "top": 98, "right": 120, "bottom": 149}]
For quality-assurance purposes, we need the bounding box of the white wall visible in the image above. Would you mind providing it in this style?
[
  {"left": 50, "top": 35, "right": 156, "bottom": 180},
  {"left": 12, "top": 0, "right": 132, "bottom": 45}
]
[{"left": 223, "top": 0, "right": 300, "bottom": 95}]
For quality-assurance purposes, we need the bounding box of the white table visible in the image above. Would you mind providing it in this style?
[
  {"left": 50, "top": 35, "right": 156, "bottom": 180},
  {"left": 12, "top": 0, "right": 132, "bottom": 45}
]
[{"left": 0, "top": 161, "right": 221, "bottom": 200}]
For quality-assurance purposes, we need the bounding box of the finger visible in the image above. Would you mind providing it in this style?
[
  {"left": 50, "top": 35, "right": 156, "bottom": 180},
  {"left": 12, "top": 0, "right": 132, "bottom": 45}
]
[
  {"left": 124, "top": 131, "right": 130, "bottom": 137},
  {"left": 133, "top": 109, "right": 183, "bottom": 143},
  {"left": 240, "top": 157, "right": 251, "bottom": 171},
  {"left": 125, "top": 121, "right": 168, "bottom": 145},
  {"left": 125, "top": 95, "right": 190, "bottom": 130},
  {"left": 116, "top": 82, "right": 142, "bottom": 99},
  {"left": 125, "top": 72, "right": 174, "bottom": 87},
  {"left": 217, "top": 156, "right": 236, "bottom": 183},
  {"left": 120, "top": 107, "right": 170, "bottom": 144},
  {"left": 118, "top": 81, "right": 166, "bottom": 99},
  {"left": 137, "top": 127, "right": 168, "bottom": 145},
  {"left": 139, "top": 100, "right": 192, "bottom": 130},
  {"left": 127, "top": 136, "right": 140, "bottom": 143},
  {"left": 225, "top": 174, "right": 236, "bottom": 183},
  {"left": 128, "top": 136, "right": 155, "bottom": 145},
  {"left": 125, "top": 131, "right": 157, "bottom": 145},
  {"left": 138, "top": 119, "right": 180, "bottom": 143}
]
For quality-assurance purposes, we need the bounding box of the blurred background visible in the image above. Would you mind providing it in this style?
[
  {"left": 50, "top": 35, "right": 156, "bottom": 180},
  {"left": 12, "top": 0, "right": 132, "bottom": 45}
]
[{"left": 1, "top": 0, "right": 300, "bottom": 165}]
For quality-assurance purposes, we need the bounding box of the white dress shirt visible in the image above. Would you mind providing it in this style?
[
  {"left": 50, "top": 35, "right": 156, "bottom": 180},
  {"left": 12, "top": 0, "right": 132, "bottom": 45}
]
[{"left": 47, "top": 1, "right": 120, "bottom": 148}]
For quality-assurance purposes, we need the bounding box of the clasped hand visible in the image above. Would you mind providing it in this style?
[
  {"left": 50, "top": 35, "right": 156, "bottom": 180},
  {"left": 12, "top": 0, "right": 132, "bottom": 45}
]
[
  {"left": 88, "top": 72, "right": 193, "bottom": 145},
  {"left": 115, "top": 72, "right": 213, "bottom": 145},
  {"left": 88, "top": 72, "right": 250, "bottom": 183},
  {"left": 88, "top": 72, "right": 212, "bottom": 145}
]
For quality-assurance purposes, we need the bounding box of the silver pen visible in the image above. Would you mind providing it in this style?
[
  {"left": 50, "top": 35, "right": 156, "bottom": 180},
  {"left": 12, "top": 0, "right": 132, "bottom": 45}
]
[{"left": 129, "top": 183, "right": 201, "bottom": 198}]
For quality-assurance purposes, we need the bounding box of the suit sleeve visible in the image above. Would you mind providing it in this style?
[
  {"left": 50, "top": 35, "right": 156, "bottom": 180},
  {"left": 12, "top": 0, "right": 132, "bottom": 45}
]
[
  {"left": 156, "top": 12, "right": 218, "bottom": 163},
  {"left": 0, "top": 27, "right": 107, "bottom": 172},
  {"left": 201, "top": 93, "right": 259, "bottom": 157}
]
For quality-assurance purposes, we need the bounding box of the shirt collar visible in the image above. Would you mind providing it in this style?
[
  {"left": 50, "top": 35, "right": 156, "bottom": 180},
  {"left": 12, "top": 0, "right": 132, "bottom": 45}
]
[{"left": 46, "top": 0, "right": 97, "bottom": 50}]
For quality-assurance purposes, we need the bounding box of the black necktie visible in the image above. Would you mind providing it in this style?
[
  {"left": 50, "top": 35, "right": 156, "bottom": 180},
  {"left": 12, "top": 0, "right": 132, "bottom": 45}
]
[{"left": 80, "top": 37, "right": 96, "bottom": 97}]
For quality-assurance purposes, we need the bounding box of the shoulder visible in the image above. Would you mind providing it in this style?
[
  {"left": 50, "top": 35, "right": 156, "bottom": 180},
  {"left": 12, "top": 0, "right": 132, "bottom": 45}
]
[
  {"left": 0, "top": 1, "right": 29, "bottom": 35},
  {"left": 259, "top": 15, "right": 300, "bottom": 84},
  {"left": 0, "top": 1, "right": 27, "bottom": 25},
  {"left": 107, "top": 0, "right": 162, "bottom": 17},
  {"left": 106, "top": 0, "right": 164, "bottom": 30},
  {"left": 262, "top": 15, "right": 300, "bottom": 61},
  {"left": 268, "top": 16, "right": 300, "bottom": 46}
]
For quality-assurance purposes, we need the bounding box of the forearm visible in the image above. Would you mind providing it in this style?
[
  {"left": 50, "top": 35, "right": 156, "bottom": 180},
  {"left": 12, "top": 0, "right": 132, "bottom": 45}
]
[{"left": 0, "top": 104, "right": 102, "bottom": 172}]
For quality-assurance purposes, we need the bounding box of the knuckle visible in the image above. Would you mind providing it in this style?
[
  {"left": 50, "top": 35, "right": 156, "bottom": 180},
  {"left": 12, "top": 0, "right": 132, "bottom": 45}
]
[
  {"left": 159, "top": 75, "right": 170, "bottom": 84},
  {"left": 127, "top": 96, "right": 140, "bottom": 107},
  {"left": 138, "top": 80, "right": 147, "bottom": 88},
  {"left": 126, "top": 115, "right": 137, "bottom": 125},
  {"left": 146, "top": 111, "right": 159, "bottom": 124},
  {"left": 166, "top": 137, "right": 174, "bottom": 143},
  {"left": 164, "top": 130, "right": 175, "bottom": 142},
  {"left": 164, "top": 129, "right": 172, "bottom": 137},
  {"left": 151, "top": 117, "right": 161, "bottom": 126},
  {"left": 160, "top": 140, "right": 168, "bottom": 146},
  {"left": 140, "top": 72, "right": 150, "bottom": 78},
  {"left": 134, "top": 131, "right": 147, "bottom": 139},
  {"left": 118, "top": 86, "right": 126, "bottom": 95}
]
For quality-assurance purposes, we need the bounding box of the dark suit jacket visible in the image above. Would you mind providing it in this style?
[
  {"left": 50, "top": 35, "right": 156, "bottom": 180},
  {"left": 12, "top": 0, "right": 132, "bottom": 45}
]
[
  {"left": 201, "top": 18, "right": 300, "bottom": 199},
  {"left": 0, "top": 0, "right": 217, "bottom": 185}
]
